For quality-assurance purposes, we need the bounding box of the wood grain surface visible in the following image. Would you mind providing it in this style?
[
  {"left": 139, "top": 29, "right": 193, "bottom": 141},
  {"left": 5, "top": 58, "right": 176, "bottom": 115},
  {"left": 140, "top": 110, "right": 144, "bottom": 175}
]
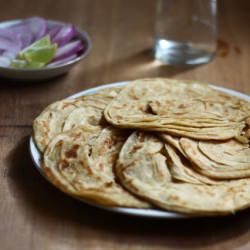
[{"left": 0, "top": 0, "right": 250, "bottom": 249}]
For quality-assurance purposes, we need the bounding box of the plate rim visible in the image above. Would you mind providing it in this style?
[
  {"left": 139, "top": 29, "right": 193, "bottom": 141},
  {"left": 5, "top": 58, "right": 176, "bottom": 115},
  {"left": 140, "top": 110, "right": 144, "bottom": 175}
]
[{"left": 29, "top": 80, "right": 250, "bottom": 219}]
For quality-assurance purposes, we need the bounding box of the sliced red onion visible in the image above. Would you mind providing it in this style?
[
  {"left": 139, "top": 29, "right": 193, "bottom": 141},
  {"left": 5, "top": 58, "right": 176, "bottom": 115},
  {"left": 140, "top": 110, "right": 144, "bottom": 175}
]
[
  {"left": 0, "top": 56, "right": 11, "bottom": 67},
  {"left": 0, "top": 29, "right": 22, "bottom": 52},
  {"left": 47, "top": 54, "right": 77, "bottom": 67},
  {"left": 23, "top": 16, "right": 48, "bottom": 41},
  {"left": 53, "top": 40, "right": 83, "bottom": 61},
  {"left": 47, "top": 25, "right": 62, "bottom": 39},
  {"left": 52, "top": 24, "right": 77, "bottom": 46},
  {"left": 8, "top": 25, "right": 33, "bottom": 49}
]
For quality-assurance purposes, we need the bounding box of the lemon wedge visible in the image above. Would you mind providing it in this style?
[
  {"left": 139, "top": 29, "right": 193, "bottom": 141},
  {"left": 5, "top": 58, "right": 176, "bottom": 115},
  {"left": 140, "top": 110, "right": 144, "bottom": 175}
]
[{"left": 17, "top": 35, "right": 57, "bottom": 67}]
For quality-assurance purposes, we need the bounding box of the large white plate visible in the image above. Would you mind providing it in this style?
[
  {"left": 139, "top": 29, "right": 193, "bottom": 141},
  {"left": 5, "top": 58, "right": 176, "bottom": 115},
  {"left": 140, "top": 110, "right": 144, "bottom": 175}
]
[{"left": 29, "top": 81, "right": 250, "bottom": 219}]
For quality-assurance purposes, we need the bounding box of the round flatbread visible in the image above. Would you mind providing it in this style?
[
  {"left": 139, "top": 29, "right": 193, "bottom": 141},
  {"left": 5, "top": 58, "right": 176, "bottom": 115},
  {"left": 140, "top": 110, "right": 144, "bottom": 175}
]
[
  {"left": 116, "top": 131, "right": 250, "bottom": 215},
  {"left": 105, "top": 78, "right": 249, "bottom": 140},
  {"left": 33, "top": 88, "right": 121, "bottom": 152},
  {"left": 43, "top": 126, "right": 149, "bottom": 208}
]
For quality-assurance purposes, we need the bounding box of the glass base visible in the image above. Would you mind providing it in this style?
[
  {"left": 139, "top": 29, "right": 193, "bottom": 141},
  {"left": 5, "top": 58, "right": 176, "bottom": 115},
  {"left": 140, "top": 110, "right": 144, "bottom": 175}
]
[{"left": 154, "top": 39, "right": 215, "bottom": 65}]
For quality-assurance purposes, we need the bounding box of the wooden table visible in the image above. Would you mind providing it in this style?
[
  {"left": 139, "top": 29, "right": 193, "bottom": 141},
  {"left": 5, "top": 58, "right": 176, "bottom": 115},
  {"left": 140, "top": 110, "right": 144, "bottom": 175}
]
[{"left": 1, "top": 0, "right": 250, "bottom": 249}]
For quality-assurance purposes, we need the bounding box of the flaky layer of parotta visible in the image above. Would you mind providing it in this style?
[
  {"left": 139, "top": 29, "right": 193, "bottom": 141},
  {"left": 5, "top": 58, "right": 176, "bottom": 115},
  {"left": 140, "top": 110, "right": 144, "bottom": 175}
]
[
  {"left": 180, "top": 138, "right": 250, "bottom": 180},
  {"left": 116, "top": 131, "right": 250, "bottom": 215},
  {"left": 104, "top": 78, "right": 249, "bottom": 140},
  {"left": 160, "top": 133, "right": 250, "bottom": 180},
  {"left": 43, "top": 126, "right": 149, "bottom": 208},
  {"left": 34, "top": 88, "right": 121, "bottom": 152},
  {"left": 162, "top": 136, "right": 220, "bottom": 185}
]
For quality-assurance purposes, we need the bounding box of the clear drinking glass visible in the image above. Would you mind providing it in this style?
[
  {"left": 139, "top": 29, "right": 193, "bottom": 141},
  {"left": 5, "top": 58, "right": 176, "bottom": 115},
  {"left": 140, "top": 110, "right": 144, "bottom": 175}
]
[{"left": 154, "top": 0, "right": 217, "bottom": 65}]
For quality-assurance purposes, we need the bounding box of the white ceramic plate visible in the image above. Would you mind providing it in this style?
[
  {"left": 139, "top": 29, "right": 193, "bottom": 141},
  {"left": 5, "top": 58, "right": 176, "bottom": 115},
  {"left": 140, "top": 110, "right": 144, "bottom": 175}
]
[{"left": 29, "top": 81, "right": 250, "bottom": 218}]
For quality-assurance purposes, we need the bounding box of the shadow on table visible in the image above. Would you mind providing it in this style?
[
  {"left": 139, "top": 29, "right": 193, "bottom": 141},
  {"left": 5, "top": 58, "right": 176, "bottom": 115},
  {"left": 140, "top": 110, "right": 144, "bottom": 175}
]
[
  {"left": 81, "top": 48, "right": 199, "bottom": 85},
  {"left": 6, "top": 135, "right": 250, "bottom": 249},
  {"left": 0, "top": 73, "right": 68, "bottom": 86}
]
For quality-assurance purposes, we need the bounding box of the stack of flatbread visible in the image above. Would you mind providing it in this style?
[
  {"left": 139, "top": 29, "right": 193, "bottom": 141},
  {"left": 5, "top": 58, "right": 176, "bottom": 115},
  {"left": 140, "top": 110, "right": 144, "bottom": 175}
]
[{"left": 33, "top": 78, "right": 250, "bottom": 216}]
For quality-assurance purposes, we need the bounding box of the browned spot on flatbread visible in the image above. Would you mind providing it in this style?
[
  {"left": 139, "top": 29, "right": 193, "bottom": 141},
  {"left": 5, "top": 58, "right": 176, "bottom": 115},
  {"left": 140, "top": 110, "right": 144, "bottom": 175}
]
[
  {"left": 131, "top": 144, "right": 143, "bottom": 153},
  {"left": 65, "top": 144, "right": 80, "bottom": 158},
  {"left": 104, "top": 137, "right": 114, "bottom": 149},
  {"left": 178, "top": 104, "right": 186, "bottom": 109},
  {"left": 105, "top": 182, "right": 113, "bottom": 188},
  {"left": 60, "top": 159, "right": 70, "bottom": 170}
]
